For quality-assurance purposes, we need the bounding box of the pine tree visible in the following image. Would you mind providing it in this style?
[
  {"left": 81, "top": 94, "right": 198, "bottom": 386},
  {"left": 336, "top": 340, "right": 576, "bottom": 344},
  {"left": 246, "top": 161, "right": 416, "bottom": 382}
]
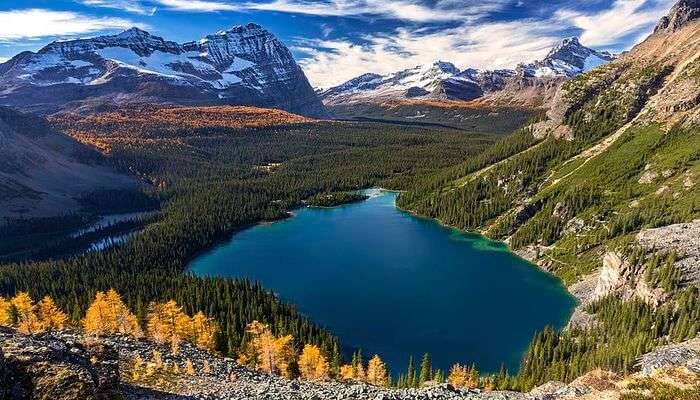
[
  {"left": 351, "top": 349, "right": 365, "bottom": 381},
  {"left": 406, "top": 355, "right": 415, "bottom": 388},
  {"left": 146, "top": 300, "right": 191, "bottom": 352},
  {"left": 330, "top": 341, "right": 342, "bottom": 378},
  {"left": 366, "top": 355, "right": 389, "bottom": 386},
  {"left": 190, "top": 311, "right": 218, "bottom": 351},
  {"left": 419, "top": 352, "right": 432, "bottom": 385}
]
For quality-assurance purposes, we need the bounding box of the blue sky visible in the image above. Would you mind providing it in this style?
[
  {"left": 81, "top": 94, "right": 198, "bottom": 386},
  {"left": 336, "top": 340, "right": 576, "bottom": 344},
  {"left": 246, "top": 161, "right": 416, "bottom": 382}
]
[{"left": 0, "top": 0, "right": 675, "bottom": 87}]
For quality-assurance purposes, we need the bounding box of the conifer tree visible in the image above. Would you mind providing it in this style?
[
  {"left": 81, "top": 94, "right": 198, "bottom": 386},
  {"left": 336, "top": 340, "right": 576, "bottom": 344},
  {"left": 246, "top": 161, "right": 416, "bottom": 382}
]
[
  {"left": 339, "top": 364, "right": 354, "bottom": 380},
  {"left": 448, "top": 364, "right": 469, "bottom": 388},
  {"left": 0, "top": 296, "right": 12, "bottom": 326},
  {"left": 190, "top": 311, "right": 218, "bottom": 351},
  {"left": 406, "top": 355, "right": 415, "bottom": 388},
  {"left": 298, "top": 344, "right": 329, "bottom": 380},
  {"left": 419, "top": 353, "right": 432, "bottom": 385},
  {"left": 11, "top": 292, "right": 41, "bottom": 334},
  {"left": 37, "top": 296, "right": 68, "bottom": 331},
  {"left": 366, "top": 355, "right": 388, "bottom": 386},
  {"left": 351, "top": 349, "right": 365, "bottom": 381},
  {"left": 83, "top": 289, "right": 141, "bottom": 337},
  {"left": 330, "top": 341, "right": 342, "bottom": 378},
  {"left": 146, "top": 300, "right": 191, "bottom": 352}
]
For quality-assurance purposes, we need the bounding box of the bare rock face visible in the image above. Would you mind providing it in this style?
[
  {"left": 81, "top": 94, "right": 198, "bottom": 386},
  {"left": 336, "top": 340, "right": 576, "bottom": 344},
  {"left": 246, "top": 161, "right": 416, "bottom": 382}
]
[
  {"left": 0, "top": 327, "right": 120, "bottom": 400},
  {"left": 655, "top": 0, "right": 700, "bottom": 33},
  {"left": 636, "top": 337, "right": 700, "bottom": 375},
  {"left": 592, "top": 252, "right": 628, "bottom": 301},
  {"left": 636, "top": 220, "right": 700, "bottom": 287}
]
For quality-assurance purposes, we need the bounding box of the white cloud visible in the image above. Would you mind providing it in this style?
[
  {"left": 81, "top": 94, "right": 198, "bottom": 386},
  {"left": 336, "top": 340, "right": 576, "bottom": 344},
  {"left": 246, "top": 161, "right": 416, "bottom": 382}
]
[
  {"left": 155, "top": 0, "right": 241, "bottom": 12},
  {"left": 247, "top": 0, "right": 508, "bottom": 22},
  {"left": 297, "top": 19, "right": 565, "bottom": 88},
  {"left": 0, "top": 9, "right": 143, "bottom": 40},
  {"left": 0, "top": 57, "right": 8, "bottom": 63},
  {"left": 80, "top": 0, "right": 157, "bottom": 15},
  {"left": 556, "top": 0, "right": 674, "bottom": 47}
]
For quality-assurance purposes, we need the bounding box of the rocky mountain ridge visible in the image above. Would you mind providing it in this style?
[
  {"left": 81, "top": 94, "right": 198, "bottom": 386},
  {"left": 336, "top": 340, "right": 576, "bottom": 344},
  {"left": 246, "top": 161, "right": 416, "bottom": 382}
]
[
  {"left": 319, "top": 38, "right": 614, "bottom": 107},
  {"left": 0, "top": 24, "right": 327, "bottom": 117}
]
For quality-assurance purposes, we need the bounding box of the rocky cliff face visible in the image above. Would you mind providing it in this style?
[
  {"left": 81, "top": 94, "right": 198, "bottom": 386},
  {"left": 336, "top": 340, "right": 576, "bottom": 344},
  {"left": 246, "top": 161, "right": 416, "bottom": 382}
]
[
  {"left": 319, "top": 38, "right": 613, "bottom": 108},
  {"left": 0, "top": 24, "right": 327, "bottom": 118}
]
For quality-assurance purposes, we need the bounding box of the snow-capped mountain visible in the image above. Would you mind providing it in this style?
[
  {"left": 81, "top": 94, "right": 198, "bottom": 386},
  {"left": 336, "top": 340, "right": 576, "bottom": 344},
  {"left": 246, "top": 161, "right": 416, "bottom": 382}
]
[
  {"left": 320, "top": 37, "right": 614, "bottom": 106},
  {"left": 0, "top": 24, "right": 327, "bottom": 117},
  {"left": 519, "top": 37, "right": 615, "bottom": 78}
]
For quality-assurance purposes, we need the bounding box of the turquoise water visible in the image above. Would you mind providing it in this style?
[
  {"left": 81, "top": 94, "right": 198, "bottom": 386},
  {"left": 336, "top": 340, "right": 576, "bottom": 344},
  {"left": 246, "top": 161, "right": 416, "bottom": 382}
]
[{"left": 189, "top": 189, "right": 576, "bottom": 374}]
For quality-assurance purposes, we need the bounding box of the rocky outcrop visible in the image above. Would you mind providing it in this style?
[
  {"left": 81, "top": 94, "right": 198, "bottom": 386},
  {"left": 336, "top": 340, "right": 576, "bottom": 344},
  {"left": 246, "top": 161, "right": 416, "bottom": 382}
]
[
  {"left": 0, "top": 327, "right": 120, "bottom": 400},
  {"left": 654, "top": 0, "right": 700, "bottom": 33},
  {"left": 636, "top": 337, "right": 700, "bottom": 375},
  {"left": 636, "top": 220, "right": 700, "bottom": 287}
]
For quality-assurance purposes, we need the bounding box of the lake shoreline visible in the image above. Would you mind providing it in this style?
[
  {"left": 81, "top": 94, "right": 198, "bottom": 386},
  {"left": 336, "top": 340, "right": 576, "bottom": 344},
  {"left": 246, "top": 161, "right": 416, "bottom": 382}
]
[{"left": 189, "top": 187, "right": 576, "bottom": 374}]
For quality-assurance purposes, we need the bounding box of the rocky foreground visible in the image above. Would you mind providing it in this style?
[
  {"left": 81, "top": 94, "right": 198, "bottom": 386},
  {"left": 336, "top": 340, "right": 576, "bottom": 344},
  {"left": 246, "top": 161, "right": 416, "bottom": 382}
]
[{"left": 1, "top": 327, "right": 698, "bottom": 400}]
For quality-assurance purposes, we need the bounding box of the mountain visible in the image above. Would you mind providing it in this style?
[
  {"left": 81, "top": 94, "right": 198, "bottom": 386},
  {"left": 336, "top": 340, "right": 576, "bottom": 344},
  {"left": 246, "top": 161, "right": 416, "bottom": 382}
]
[
  {"left": 320, "top": 37, "right": 614, "bottom": 107},
  {"left": 0, "top": 24, "right": 327, "bottom": 117},
  {"left": 398, "top": 0, "right": 699, "bottom": 388},
  {"left": 519, "top": 37, "right": 614, "bottom": 78},
  {"left": 0, "top": 107, "right": 138, "bottom": 219}
]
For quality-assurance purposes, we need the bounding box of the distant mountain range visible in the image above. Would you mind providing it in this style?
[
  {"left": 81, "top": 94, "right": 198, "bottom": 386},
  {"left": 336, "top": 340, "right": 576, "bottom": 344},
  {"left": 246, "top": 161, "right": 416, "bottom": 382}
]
[
  {"left": 319, "top": 37, "right": 615, "bottom": 106},
  {"left": 0, "top": 24, "right": 327, "bottom": 117}
]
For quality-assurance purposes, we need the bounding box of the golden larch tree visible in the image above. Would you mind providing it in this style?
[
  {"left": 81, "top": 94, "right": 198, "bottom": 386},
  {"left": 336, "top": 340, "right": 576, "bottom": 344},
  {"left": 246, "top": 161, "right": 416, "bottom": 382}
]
[
  {"left": 146, "top": 300, "right": 191, "bottom": 352},
  {"left": 0, "top": 296, "right": 11, "bottom": 326},
  {"left": 37, "top": 296, "right": 68, "bottom": 331},
  {"left": 448, "top": 364, "right": 469, "bottom": 388},
  {"left": 190, "top": 311, "right": 218, "bottom": 351},
  {"left": 11, "top": 292, "right": 42, "bottom": 334},
  {"left": 298, "top": 344, "right": 329, "bottom": 380},
  {"left": 245, "top": 321, "right": 296, "bottom": 378},
  {"left": 83, "top": 289, "right": 142, "bottom": 337},
  {"left": 339, "top": 364, "right": 355, "bottom": 380},
  {"left": 366, "top": 355, "right": 388, "bottom": 386}
]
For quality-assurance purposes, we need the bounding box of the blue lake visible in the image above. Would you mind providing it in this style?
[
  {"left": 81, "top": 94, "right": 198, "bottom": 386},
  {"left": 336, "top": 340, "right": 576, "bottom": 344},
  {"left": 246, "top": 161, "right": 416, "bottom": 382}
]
[{"left": 189, "top": 189, "right": 576, "bottom": 374}]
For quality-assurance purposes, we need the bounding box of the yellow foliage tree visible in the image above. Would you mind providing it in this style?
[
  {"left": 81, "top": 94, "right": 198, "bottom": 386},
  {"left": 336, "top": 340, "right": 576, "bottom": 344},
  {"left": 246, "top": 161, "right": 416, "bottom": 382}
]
[
  {"left": 339, "top": 364, "right": 355, "bottom": 380},
  {"left": 245, "top": 320, "right": 296, "bottom": 378},
  {"left": 298, "top": 344, "right": 329, "bottom": 380},
  {"left": 0, "top": 296, "right": 12, "bottom": 326},
  {"left": 82, "top": 289, "right": 142, "bottom": 337},
  {"left": 190, "top": 311, "right": 218, "bottom": 351},
  {"left": 448, "top": 364, "right": 468, "bottom": 388},
  {"left": 448, "top": 364, "right": 479, "bottom": 389},
  {"left": 366, "top": 355, "right": 388, "bottom": 386},
  {"left": 37, "top": 296, "right": 68, "bottom": 331},
  {"left": 146, "top": 300, "right": 191, "bottom": 353},
  {"left": 11, "top": 292, "right": 42, "bottom": 334},
  {"left": 185, "top": 359, "right": 195, "bottom": 375}
]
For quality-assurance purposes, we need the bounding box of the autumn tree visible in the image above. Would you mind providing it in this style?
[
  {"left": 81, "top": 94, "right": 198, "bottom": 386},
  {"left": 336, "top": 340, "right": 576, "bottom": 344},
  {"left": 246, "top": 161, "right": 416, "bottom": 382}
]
[
  {"left": 298, "top": 344, "right": 329, "bottom": 380},
  {"left": 37, "top": 296, "right": 68, "bottom": 331},
  {"left": 0, "top": 296, "right": 12, "bottom": 326},
  {"left": 245, "top": 320, "right": 297, "bottom": 378},
  {"left": 83, "top": 289, "right": 142, "bottom": 337},
  {"left": 351, "top": 349, "right": 365, "bottom": 381},
  {"left": 189, "top": 311, "right": 218, "bottom": 351},
  {"left": 366, "top": 355, "right": 389, "bottom": 386},
  {"left": 11, "top": 292, "right": 41, "bottom": 334},
  {"left": 339, "top": 364, "right": 355, "bottom": 380},
  {"left": 448, "top": 364, "right": 479, "bottom": 389},
  {"left": 146, "top": 300, "right": 191, "bottom": 352}
]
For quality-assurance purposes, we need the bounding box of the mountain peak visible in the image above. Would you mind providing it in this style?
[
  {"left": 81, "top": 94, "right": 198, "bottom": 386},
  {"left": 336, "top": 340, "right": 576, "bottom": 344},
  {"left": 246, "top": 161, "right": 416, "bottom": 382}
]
[
  {"left": 218, "top": 23, "right": 267, "bottom": 36},
  {"left": 117, "top": 27, "right": 152, "bottom": 39},
  {"left": 654, "top": 0, "right": 700, "bottom": 33}
]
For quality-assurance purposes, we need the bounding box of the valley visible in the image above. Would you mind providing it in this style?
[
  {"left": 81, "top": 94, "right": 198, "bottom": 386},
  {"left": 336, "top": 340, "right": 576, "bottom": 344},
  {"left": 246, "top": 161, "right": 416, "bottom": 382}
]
[{"left": 1, "top": 0, "right": 699, "bottom": 399}]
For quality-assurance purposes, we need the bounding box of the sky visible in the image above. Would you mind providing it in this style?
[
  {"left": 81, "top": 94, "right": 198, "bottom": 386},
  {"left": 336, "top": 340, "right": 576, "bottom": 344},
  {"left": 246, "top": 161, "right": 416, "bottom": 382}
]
[{"left": 0, "top": 0, "right": 675, "bottom": 88}]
